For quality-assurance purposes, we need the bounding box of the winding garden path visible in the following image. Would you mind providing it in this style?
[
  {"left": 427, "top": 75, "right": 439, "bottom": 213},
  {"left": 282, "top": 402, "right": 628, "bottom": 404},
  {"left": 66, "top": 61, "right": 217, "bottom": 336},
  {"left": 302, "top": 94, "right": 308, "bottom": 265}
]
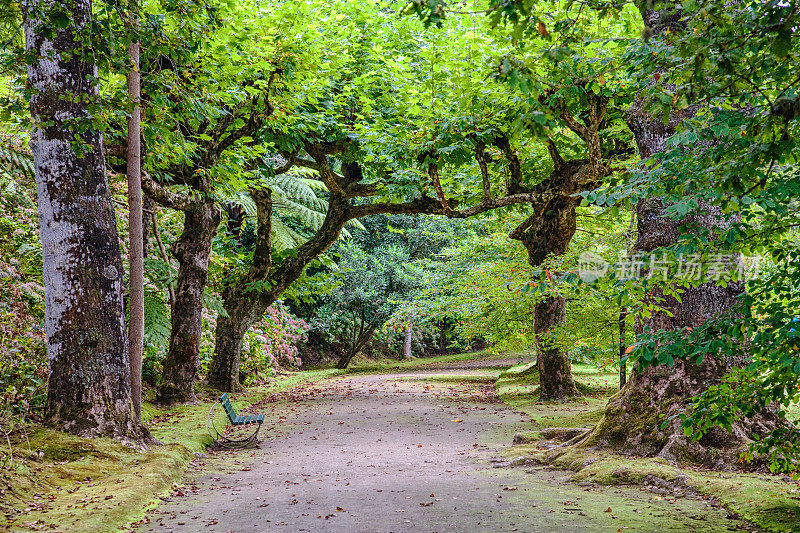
[{"left": 138, "top": 363, "right": 743, "bottom": 532}]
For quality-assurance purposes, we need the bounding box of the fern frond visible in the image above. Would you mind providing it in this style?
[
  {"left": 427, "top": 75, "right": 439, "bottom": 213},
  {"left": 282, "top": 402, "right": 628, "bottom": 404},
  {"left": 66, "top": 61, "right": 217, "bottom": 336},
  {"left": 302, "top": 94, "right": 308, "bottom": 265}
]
[
  {"left": 261, "top": 173, "right": 322, "bottom": 203},
  {"left": 276, "top": 198, "right": 326, "bottom": 228},
  {"left": 0, "top": 136, "right": 34, "bottom": 180},
  {"left": 346, "top": 218, "right": 366, "bottom": 231},
  {"left": 271, "top": 217, "right": 306, "bottom": 251},
  {"left": 143, "top": 290, "right": 171, "bottom": 350}
]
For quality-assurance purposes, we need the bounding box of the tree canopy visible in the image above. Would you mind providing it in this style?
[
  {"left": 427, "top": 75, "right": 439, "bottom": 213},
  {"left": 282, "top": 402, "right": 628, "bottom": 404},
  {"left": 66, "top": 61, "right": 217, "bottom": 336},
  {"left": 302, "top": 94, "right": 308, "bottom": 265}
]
[{"left": 2, "top": 0, "right": 800, "bottom": 487}]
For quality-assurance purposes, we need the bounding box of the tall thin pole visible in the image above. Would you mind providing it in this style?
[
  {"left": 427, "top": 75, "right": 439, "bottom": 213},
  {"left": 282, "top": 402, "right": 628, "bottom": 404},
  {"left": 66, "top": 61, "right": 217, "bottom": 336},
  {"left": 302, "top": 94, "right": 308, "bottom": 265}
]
[
  {"left": 127, "top": 15, "right": 143, "bottom": 420},
  {"left": 619, "top": 307, "right": 627, "bottom": 388}
]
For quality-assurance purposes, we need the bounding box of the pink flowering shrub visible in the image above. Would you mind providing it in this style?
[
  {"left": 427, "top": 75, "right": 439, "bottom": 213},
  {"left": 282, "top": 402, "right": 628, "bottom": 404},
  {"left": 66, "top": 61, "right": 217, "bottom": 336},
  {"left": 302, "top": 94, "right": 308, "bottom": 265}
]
[
  {"left": 0, "top": 162, "right": 47, "bottom": 417},
  {"left": 239, "top": 302, "right": 309, "bottom": 385}
]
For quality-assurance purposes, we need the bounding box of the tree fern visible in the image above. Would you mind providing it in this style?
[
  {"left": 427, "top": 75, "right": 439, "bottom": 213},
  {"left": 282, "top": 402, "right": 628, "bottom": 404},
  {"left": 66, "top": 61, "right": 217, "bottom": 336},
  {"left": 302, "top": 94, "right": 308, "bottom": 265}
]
[
  {"left": 214, "top": 156, "right": 367, "bottom": 260},
  {"left": 143, "top": 290, "right": 171, "bottom": 352},
  {"left": 0, "top": 133, "right": 35, "bottom": 206}
]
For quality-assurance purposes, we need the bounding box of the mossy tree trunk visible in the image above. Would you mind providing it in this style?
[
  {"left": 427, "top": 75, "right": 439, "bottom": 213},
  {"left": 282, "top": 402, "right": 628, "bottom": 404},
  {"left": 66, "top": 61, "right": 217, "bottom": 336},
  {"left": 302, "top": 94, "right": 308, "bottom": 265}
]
[
  {"left": 509, "top": 95, "right": 609, "bottom": 400},
  {"left": 208, "top": 188, "right": 274, "bottom": 391},
  {"left": 618, "top": 307, "right": 627, "bottom": 388},
  {"left": 25, "top": 0, "right": 140, "bottom": 439},
  {"left": 579, "top": 2, "right": 778, "bottom": 466},
  {"left": 516, "top": 192, "right": 584, "bottom": 400},
  {"left": 581, "top": 201, "right": 755, "bottom": 465},
  {"left": 207, "top": 157, "right": 369, "bottom": 389},
  {"left": 157, "top": 199, "right": 220, "bottom": 403},
  {"left": 207, "top": 152, "right": 441, "bottom": 389}
]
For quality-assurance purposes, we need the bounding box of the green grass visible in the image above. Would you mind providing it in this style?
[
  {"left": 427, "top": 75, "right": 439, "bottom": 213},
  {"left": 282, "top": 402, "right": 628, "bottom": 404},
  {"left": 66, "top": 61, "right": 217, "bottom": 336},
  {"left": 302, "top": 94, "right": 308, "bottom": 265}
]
[
  {"left": 494, "top": 362, "right": 612, "bottom": 439},
  {"left": 546, "top": 450, "right": 800, "bottom": 532},
  {"left": 0, "top": 368, "right": 341, "bottom": 532}
]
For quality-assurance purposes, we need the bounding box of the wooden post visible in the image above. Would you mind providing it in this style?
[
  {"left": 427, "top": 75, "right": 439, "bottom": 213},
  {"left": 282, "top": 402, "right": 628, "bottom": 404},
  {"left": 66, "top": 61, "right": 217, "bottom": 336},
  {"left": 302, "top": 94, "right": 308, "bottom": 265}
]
[{"left": 127, "top": 21, "right": 144, "bottom": 420}]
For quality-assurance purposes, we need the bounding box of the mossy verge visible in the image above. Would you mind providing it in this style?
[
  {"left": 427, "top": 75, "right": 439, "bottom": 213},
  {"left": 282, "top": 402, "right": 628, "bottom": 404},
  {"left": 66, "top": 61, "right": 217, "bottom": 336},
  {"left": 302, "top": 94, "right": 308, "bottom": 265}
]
[
  {"left": 495, "top": 362, "right": 610, "bottom": 442},
  {"left": 0, "top": 368, "right": 341, "bottom": 532},
  {"left": 495, "top": 363, "right": 800, "bottom": 532}
]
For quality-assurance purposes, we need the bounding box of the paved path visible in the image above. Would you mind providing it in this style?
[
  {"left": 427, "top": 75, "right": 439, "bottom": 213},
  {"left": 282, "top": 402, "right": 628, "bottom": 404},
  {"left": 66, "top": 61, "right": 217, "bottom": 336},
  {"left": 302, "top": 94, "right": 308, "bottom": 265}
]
[{"left": 138, "top": 369, "right": 742, "bottom": 532}]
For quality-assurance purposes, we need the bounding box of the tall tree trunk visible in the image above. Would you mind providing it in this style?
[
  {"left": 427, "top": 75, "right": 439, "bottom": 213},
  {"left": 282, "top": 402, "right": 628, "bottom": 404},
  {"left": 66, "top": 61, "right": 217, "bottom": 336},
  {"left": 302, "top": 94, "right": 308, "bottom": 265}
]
[
  {"left": 208, "top": 188, "right": 272, "bottom": 391},
  {"left": 157, "top": 200, "right": 219, "bottom": 403},
  {"left": 579, "top": 2, "right": 778, "bottom": 467},
  {"left": 208, "top": 301, "right": 257, "bottom": 391},
  {"left": 508, "top": 97, "right": 608, "bottom": 401},
  {"left": 516, "top": 195, "right": 580, "bottom": 400},
  {"left": 25, "top": 0, "right": 139, "bottom": 439},
  {"left": 126, "top": 25, "right": 144, "bottom": 420},
  {"left": 209, "top": 163, "right": 355, "bottom": 390},
  {"left": 581, "top": 201, "right": 758, "bottom": 465},
  {"left": 533, "top": 295, "right": 577, "bottom": 399},
  {"left": 618, "top": 307, "right": 627, "bottom": 388}
]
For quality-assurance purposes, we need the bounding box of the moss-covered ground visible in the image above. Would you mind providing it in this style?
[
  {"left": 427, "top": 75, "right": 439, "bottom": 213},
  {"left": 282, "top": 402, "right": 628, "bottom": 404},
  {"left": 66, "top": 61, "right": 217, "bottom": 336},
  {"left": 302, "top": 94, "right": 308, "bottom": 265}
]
[
  {"left": 495, "top": 360, "right": 800, "bottom": 532},
  {"left": 0, "top": 368, "right": 341, "bottom": 532}
]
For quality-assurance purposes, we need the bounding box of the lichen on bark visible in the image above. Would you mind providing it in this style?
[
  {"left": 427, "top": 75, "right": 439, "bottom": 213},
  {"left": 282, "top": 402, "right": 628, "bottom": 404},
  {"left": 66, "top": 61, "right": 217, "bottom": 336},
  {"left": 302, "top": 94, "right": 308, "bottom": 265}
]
[
  {"left": 573, "top": 1, "right": 779, "bottom": 468},
  {"left": 25, "top": 0, "right": 140, "bottom": 440}
]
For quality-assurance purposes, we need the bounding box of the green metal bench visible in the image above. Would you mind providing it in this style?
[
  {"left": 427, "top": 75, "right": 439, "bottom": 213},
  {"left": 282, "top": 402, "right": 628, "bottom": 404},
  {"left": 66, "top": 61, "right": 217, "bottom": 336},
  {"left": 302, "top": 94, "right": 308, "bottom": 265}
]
[{"left": 207, "top": 393, "right": 265, "bottom": 448}]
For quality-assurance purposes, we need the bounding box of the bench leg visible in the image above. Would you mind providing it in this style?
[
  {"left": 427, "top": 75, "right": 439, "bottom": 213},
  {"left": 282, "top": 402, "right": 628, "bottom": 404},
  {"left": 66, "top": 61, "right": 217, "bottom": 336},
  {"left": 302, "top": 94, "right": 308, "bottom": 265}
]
[{"left": 217, "top": 422, "right": 262, "bottom": 449}]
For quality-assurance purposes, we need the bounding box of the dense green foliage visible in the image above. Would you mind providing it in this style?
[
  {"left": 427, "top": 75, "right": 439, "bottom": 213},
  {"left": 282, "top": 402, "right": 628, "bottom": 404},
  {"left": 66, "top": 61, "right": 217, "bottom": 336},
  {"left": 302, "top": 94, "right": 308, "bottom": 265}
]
[{"left": 1, "top": 0, "right": 799, "bottom": 478}]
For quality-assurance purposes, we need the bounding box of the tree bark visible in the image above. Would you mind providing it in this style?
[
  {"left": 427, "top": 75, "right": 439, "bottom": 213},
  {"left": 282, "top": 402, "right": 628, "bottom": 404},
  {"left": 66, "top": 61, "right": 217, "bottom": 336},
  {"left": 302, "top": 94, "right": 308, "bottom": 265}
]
[
  {"left": 209, "top": 195, "right": 351, "bottom": 388},
  {"left": 208, "top": 162, "right": 356, "bottom": 390},
  {"left": 619, "top": 307, "right": 627, "bottom": 388},
  {"left": 516, "top": 194, "right": 581, "bottom": 400},
  {"left": 208, "top": 300, "right": 255, "bottom": 391},
  {"left": 578, "top": 2, "right": 779, "bottom": 467},
  {"left": 509, "top": 95, "right": 608, "bottom": 401},
  {"left": 126, "top": 26, "right": 144, "bottom": 421},
  {"left": 208, "top": 187, "right": 273, "bottom": 390},
  {"left": 534, "top": 295, "right": 577, "bottom": 399},
  {"left": 157, "top": 199, "right": 220, "bottom": 403},
  {"left": 25, "top": 0, "right": 139, "bottom": 439},
  {"left": 403, "top": 325, "right": 413, "bottom": 360},
  {"left": 581, "top": 205, "right": 762, "bottom": 465}
]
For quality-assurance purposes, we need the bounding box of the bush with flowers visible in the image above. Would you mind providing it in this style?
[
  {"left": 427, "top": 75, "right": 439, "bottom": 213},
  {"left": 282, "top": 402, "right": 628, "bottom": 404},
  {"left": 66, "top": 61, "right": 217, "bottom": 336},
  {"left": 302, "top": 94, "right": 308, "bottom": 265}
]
[
  {"left": 239, "top": 302, "right": 309, "bottom": 384},
  {"left": 198, "top": 301, "right": 309, "bottom": 386},
  {"left": 0, "top": 165, "right": 47, "bottom": 419}
]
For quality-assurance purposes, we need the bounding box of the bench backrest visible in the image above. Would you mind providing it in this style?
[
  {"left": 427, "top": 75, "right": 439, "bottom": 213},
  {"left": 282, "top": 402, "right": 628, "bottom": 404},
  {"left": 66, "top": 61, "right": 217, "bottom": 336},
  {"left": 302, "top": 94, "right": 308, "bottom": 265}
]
[{"left": 219, "top": 393, "right": 238, "bottom": 423}]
